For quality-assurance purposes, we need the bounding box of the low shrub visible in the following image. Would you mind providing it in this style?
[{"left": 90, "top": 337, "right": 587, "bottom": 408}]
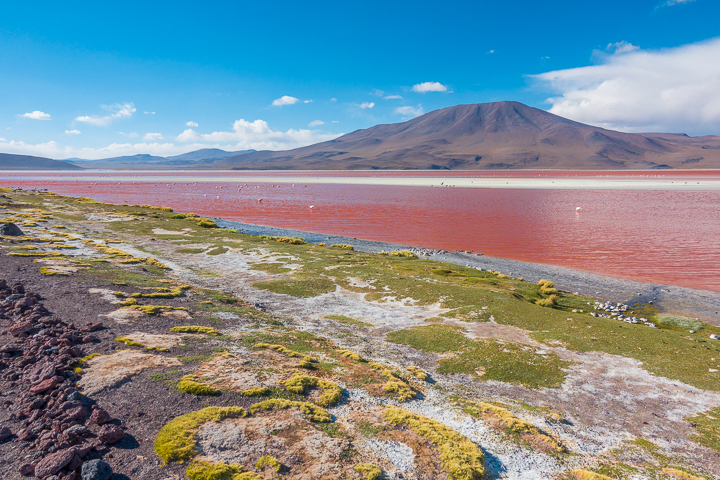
[
  {"left": 255, "top": 456, "right": 282, "bottom": 473},
  {"left": 196, "top": 218, "right": 218, "bottom": 228},
  {"left": 170, "top": 214, "right": 187, "bottom": 219},
  {"left": 354, "top": 463, "right": 382, "bottom": 480},
  {"left": 330, "top": 244, "right": 354, "bottom": 250},
  {"left": 170, "top": 326, "right": 222, "bottom": 336},
  {"left": 389, "top": 250, "right": 417, "bottom": 258},
  {"left": 535, "top": 295, "right": 558, "bottom": 307}
]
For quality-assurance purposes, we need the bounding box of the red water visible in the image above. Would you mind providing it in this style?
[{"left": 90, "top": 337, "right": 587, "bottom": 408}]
[{"left": 3, "top": 172, "right": 720, "bottom": 293}]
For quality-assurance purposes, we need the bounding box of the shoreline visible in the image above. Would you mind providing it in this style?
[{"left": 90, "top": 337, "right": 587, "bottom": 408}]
[{"left": 215, "top": 217, "right": 720, "bottom": 324}]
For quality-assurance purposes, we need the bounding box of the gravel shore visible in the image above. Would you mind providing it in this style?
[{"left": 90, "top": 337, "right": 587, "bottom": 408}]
[{"left": 215, "top": 218, "right": 720, "bottom": 325}]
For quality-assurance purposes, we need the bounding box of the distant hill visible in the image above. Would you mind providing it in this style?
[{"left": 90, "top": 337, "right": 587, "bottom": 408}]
[
  {"left": 216, "top": 101, "right": 720, "bottom": 170},
  {"left": 66, "top": 148, "right": 255, "bottom": 169},
  {"left": 0, "top": 153, "right": 83, "bottom": 170}
]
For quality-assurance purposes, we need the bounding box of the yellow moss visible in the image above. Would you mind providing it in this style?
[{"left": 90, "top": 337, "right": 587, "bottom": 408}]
[
  {"left": 338, "top": 349, "right": 363, "bottom": 361},
  {"left": 122, "top": 304, "right": 187, "bottom": 315},
  {"left": 407, "top": 366, "right": 429, "bottom": 381},
  {"left": 240, "top": 386, "right": 270, "bottom": 397},
  {"left": 255, "top": 455, "right": 281, "bottom": 472},
  {"left": 354, "top": 463, "right": 382, "bottom": 480},
  {"left": 570, "top": 471, "right": 614, "bottom": 480},
  {"left": 114, "top": 336, "right": 168, "bottom": 352},
  {"left": 9, "top": 251, "right": 63, "bottom": 257},
  {"left": 40, "top": 266, "right": 69, "bottom": 276},
  {"left": 117, "top": 298, "right": 139, "bottom": 306},
  {"left": 178, "top": 375, "right": 221, "bottom": 396},
  {"left": 537, "top": 279, "right": 554, "bottom": 288},
  {"left": 170, "top": 325, "right": 222, "bottom": 336},
  {"left": 260, "top": 235, "right": 305, "bottom": 245},
  {"left": 253, "top": 343, "right": 317, "bottom": 368},
  {"left": 318, "top": 242, "right": 326, "bottom": 247},
  {"left": 465, "top": 402, "right": 565, "bottom": 453},
  {"left": 389, "top": 250, "right": 418, "bottom": 258},
  {"left": 662, "top": 468, "right": 707, "bottom": 480},
  {"left": 383, "top": 407, "right": 485, "bottom": 480},
  {"left": 535, "top": 295, "right": 557, "bottom": 307},
  {"left": 250, "top": 399, "right": 332, "bottom": 423},
  {"left": 131, "top": 285, "right": 190, "bottom": 298},
  {"left": 330, "top": 243, "right": 354, "bottom": 250},
  {"left": 155, "top": 407, "right": 247, "bottom": 464},
  {"left": 282, "top": 373, "right": 343, "bottom": 407},
  {"left": 186, "top": 461, "right": 253, "bottom": 480},
  {"left": 196, "top": 218, "right": 218, "bottom": 228},
  {"left": 368, "top": 362, "right": 416, "bottom": 402},
  {"left": 146, "top": 257, "right": 171, "bottom": 269}
]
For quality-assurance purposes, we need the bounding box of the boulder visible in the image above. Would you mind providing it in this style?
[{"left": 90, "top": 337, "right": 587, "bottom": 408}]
[
  {"left": 88, "top": 409, "right": 111, "bottom": 426},
  {"left": 33, "top": 447, "right": 76, "bottom": 477},
  {"left": 0, "top": 426, "right": 12, "bottom": 441},
  {"left": 80, "top": 459, "right": 112, "bottom": 480},
  {"left": 30, "top": 377, "right": 59, "bottom": 395},
  {"left": 0, "top": 222, "right": 24, "bottom": 236},
  {"left": 96, "top": 424, "right": 124, "bottom": 444}
]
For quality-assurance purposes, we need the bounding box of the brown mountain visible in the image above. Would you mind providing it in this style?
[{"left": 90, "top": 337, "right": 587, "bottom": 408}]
[
  {"left": 0, "top": 153, "right": 82, "bottom": 170},
  {"left": 218, "top": 101, "right": 720, "bottom": 170}
]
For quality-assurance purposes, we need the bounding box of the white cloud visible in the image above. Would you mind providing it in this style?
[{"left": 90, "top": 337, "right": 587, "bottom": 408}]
[
  {"left": 22, "top": 111, "right": 51, "bottom": 120},
  {"left": 383, "top": 95, "right": 403, "bottom": 100},
  {"left": 356, "top": 102, "right": 375, "bottom": 109},
  {"left": 664, "top": 0, "right": 695, "bottom": 5},
  {"left": 411, "top": 82, "right": 448, "bottom": 93},
  {"left": 370, "top": 89, "right": 384, "bottom": 97},
  {"left": 143, "top": 132, "right": 165, "bottom": 141},
  {"left": 118, "top": 131, "right": 140, "bottom": 138},
  {"left": 395, "top": 104, "right": 424, "bottom": 119},
  {"left": 303, "top": 99, "right": 313, "bottom": 103},
  {"left": 186, "top": 121, "right": 199, "bottom": 127},
  {"left": 175, "top": 118, "right": 341, "bottom": 150},
  {"left": 75, "top": 102, "right": 136, "bottom": 127},
  {"left": 488, "top": 50, "right": 495, "bottom": 54},
  {"left": 144, "top": 111, "right": 156, "bottom": 115},
  {"left": 331, "top": 120, "right": 339, "bottom": 123},
  {"left": 271, "top": 95, "right": 300, "bottom": 106},
  {"left": 533, "top": 37, "right": 720, "bottom": 134},
  {"left": 64, "top": 130, "right": 81, "bottom": 135},
  {"left": 330, "top": 98, "right": 337, "bottom": 102},
  {"left": 308, "top": 120, "right": 325, "bottom": 127},
  {"left": 606, "top": 41, "right": 639, "bottom": 54}
]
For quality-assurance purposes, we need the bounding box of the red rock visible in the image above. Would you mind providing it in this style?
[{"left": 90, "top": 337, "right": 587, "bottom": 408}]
[
  {"left": 30, "top": 377, "right": 59, "bottom": 395},
  {"left": 66, "top": 453, "right": 83, "bottom": 472},
  {"left": 8, "top": 321, "right": 33, "bottom": 336},
  {"left": 18, "top": 462, "right": 34, "bottom": 476},
  {"left": 0, "top": 426, "right": 12, "bottom": 440},
  {"left": 33, "top": 447, "right": 76, "bottom": 477},
  {"left": 17, "top": 427, "right": 35, "bottom": 441},
  {"left": 96, "top": 424, "right": 124, "bottom": 444},
  {"left": 88, "top": 409, "right": 111, "bottom": 426},
  {"left": 64, "top": 406, "right": 87, "bottom": 423}
]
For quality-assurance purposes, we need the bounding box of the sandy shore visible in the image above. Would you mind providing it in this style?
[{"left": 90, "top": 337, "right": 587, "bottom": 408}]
[
  {"left": 216, "top": 217, "right": 720, "bottom": 325},
  {"left": 3, "top": 173, "right": 720, "bottom": 190}
]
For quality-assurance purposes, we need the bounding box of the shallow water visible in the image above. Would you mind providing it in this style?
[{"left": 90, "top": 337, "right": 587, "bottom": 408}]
[{"left": 3, "top": 171, "right": 720, "bottom": 293}]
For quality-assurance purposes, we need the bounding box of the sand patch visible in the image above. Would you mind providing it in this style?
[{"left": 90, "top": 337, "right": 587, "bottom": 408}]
[
  {"left": 85, "top": 213, "right": 134, "bottom": 222},
  {"left": 192, "top": 354, "right": 283, "bottom": 390},
  {"left": 77, "top": 349, "right": 181, "bottom": 395},
  {"left": 89, "top": 288, "right": 124, "bottom": 304},
  {"left": 161, "top": 309, "right": 192, "bottom": 320},
  {"left": 446, "top": 320, "right": 540, "bottom": 346},
  {"left": 117, "top": 332, "right": 183, "bottom": 350},
  {"left": 152, "top": 228, "right": 189, "bottom": 235},
  {"left": 196, "top": 411, "right": 351, "bottom": 479},
  {"left": 102, "top": 307, "right": 192, "bottom": 324}
]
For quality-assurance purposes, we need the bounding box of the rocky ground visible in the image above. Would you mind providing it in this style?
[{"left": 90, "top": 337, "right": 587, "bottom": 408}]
[{"left": 0, "top": 188, "right": 719, "bottom": 480}]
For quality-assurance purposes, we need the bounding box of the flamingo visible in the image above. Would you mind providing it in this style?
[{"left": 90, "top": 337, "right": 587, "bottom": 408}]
[
  {"left": 309, "top": 205, "right": 315, "bottom": 209},
  {"left": 576, "top": 207, "right": 582, "bottom": 212}
]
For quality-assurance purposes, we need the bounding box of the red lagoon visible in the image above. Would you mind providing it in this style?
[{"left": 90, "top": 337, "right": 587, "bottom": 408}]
[{"left": 3, "top": 172, "right": 720, "bottom": 293}]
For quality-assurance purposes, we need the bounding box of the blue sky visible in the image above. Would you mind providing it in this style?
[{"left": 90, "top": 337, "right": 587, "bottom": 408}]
[{"left": 1, "top": 0, "right": 719, "bottom": 159}]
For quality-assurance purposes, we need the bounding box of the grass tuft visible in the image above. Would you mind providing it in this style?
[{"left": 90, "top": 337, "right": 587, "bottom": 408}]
[{"left": 250, "top": 399, "right": 332, "bottom": 423}]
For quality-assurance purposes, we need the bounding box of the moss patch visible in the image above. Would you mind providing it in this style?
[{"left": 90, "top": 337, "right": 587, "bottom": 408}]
[
  {"left": 249, "top": 399, "right": 332, "bottom": 423},
  {"left": 686, "top": 406, "right": 720, "bottom": 453},
  {"left": 282, "top": 372, "right": 343, "bottom": 407}
]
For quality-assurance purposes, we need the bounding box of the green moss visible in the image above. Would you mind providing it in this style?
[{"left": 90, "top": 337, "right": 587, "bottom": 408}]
[
  {"left": 206, "top": 246, "right": 229, "bottom": 255},
  {"left": 383, "top": 407, "right": 485, "bottom": 480},
  {"left": 326, "top": 315, "right": 372, "bottom": 327},
  {"left": 170, "top": 325, "right": 222, "bottom": 336},
  {"left": 657, "top": 315, "right": 705, "bottom": 332},
  {"left": 354, "top": 463, "right": 382, "bottom": 480},
  {"left": 130, "top": 285, "right": 190, "bottom": 298},
  {"left": 686, "top": 406, "right": 720, "bottom": 453},
  {"left": 177, "top": 247, "right": 206, "bottom": 254},
  {"left": 249, "top": 262, "right": 292, "bottom": 274},
  {"left": 154, "top": 406, "right": 247, "bottom": 464},
  {"left": 186, "top": 461, "right": 262, "bottom": 480},
  {"left": 252, "top": 276, "right": 335, "bottom": 298},
  {"left": 282, "top": 372, "right": 343, "bottom": 407},
  {"left": 250, "top": 399, "right": 332, "bottom": 422},
  {"left": 387, "top": 324, "right": 571, "bottom": 389},
  {"left": 254, "top": 455, "right": 281, "bottom": 472},
  {"left": 177, "top": 375, "right": 221, "bottom": 396}
]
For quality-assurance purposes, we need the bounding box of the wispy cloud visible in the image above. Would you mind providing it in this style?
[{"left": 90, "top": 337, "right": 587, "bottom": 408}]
[
  {"left": 308, "top": 120, "right": 325, "bottom": 127},
  {"left": 356, "top": 102, "right": 375, "bottom": 109},
  {"left": 22, "top": 111, "right": 51, "bottom": 120},
  {"left": 143, "top": 133, "right": 164, "bottom": 141},
  {"left": 395, "top": 104, "right": 424, "bottom": 119},
  {"left": 175, "top": 118, "right": 341, "bottom": 150},
  {"left": 411, "top": 82, "right": 448, "bottom": 93},
  {"left": 118, "top": 131, "right": 139, "bottom": 138},
  {"left": 606, "top": 41, "right": 639, "bottom": 54},
  {"left": 533, "top": 37, "right": 720, "bottom": 134},
  {"left": 64, "top": 130, "right": 81, "bottom": 135},
  {"left": 75, "top": 102, "right": 136, "bottom": 127},
  {"left": 144, "top": 111, "right": 156, "bottom": 115},
  {"left": 383, "top": 95, "right": 403, "bottom": 100},
  {"left": 303, "top": 99, "right": 313, "bottom": 104},
  {"left": 663, "top": 0, "right": 695, "bottom": 6},
  {"left": 186, "top": 121, "right": 198, "bottom": 127},
  {"left": 370, "top": 89, "right": 385, "bottom": 97},
  {"left": 271, "top": 95, "right": 300, "bottom": 106}
]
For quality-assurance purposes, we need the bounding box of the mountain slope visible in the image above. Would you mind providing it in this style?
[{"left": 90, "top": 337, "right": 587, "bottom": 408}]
[
  {"left": 64, "top": 149, "right": 255, "bottom": 169},
  {"left": 0, "top": 153, "right": 83, "bottom": 170},
  {"left": 218, "top": 101, "right": 720, "bottom": 170}
]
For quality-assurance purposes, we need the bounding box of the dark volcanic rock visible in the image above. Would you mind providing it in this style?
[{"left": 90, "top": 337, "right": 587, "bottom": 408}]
[
  {"left": 0, "top": 426, "right": 12, "bottom": 441},
  {"left": 88, "top": 409, "right": 111, "bottom": 426},
  {"left": 0, "top": 222, "right": 24, "bottom": 236},
  {"left": 80, "top": 459, "right": 112, "bottom": 480}
]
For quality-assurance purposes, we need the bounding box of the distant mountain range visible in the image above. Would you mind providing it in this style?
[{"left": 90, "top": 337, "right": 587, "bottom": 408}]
[
  {"left": 62, "top": 148, "right": 254, "bottom": 169},
  {"left": 2, "top": 102, "right": 720, "bottom": 170},
  {"left": 216, "top": 101, "right": 720, "bottom": 170},
  {"left": 0, "top": 153, "right": 82, "bottom": 170}
]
